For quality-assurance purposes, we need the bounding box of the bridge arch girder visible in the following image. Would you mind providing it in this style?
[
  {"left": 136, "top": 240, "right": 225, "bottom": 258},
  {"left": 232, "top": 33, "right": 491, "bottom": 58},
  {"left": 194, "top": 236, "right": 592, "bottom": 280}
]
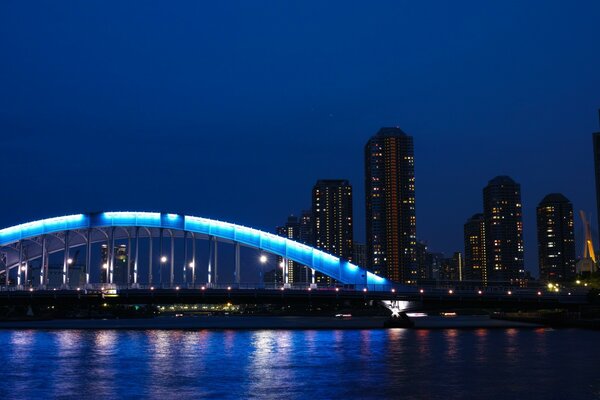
[{"left": 0, "top": 211, "right": 391, "bottom": 286}]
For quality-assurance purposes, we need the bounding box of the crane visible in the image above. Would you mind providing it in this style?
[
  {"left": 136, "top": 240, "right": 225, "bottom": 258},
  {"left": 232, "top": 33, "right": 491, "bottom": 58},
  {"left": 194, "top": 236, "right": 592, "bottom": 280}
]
[{"left": 580, "top": 210, "right": 596, "bottom": 263}]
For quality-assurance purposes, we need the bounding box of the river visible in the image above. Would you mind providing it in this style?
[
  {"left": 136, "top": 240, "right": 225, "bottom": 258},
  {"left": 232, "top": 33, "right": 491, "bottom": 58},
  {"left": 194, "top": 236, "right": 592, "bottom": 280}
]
[{"left": 0, "top": 327, "right": 598, "bottom": 399}]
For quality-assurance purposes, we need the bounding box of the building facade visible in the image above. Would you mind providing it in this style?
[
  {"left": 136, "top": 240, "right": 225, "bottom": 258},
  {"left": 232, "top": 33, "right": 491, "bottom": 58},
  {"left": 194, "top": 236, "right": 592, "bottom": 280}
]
[
  {"left": 593, "top": 109, "right": 600, "bottom": 237},
  {"left": 463, "top": 213, "right": 487, "bottom": 283},
  {"left": 536, "top": 193, "right": 576, "bottom": 282},
  {"left": 365, "top": 127, "right": 417, "bottom": 283},
  {"left": 312, "top": 179, "right": 353, "bottom": 284},
  {"left": 483, "top": 176, "right": 524, "bottom": 282}
]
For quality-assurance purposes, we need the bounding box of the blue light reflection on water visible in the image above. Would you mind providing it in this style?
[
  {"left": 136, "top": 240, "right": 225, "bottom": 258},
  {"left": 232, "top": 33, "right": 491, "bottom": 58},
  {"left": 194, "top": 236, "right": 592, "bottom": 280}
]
[{"left": 0, "top": 329, "right": 598, "bottom": 399}]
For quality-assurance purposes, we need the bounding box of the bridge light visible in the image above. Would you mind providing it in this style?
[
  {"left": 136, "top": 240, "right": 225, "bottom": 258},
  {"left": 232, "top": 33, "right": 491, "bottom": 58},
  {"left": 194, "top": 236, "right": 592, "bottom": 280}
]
[
  {"left": 391, "top": 288, "right": 396, "bottom": 293},
  {"left": 201, "top": 286, "right": 205, "bottom": 290},
  {"left": 478, "top": 290, "right": 482, "bottom": 295},
  {"left": 76, "top": 288, "right": 80, "bottom": 291},
  {"left": 227, "top": 286, "right": 231, "bottom": 291},
  {"left": 259, "top": 255, "right": 267, "bottom": 264},
  {"left": 21, "top": 266, "right": 26, "bottom": 271},
  {"left": 537, "top": 291, "right": 542, "bottom": 296},
  {"left": 280, "top": 287, "right": 285, "bottom": 291},
  {"left": 160, "top": 256, "right": 167, "bottom": 263},
  {"left": 102, "top": 263, "right": 108, "bottom": 270},
  {"left": 507, "top": 291, "right": 512, "bottom": 295},
  {"left": 448, "top": 290, "right": 453, "bottom": 294},
  {"left": 189, "top": 262, "right": 194, "bottom": 268},
  {"left": 279, "top": 262, "right": 285, "bottom": 268},
  {"left": 175, "top": 286, "right": 180, "bottom": 290},
  {"left": 67, "top": 258, "right": 73, "bottom": 265},
  {"left": 576, "top": 280, "right": 581, "bottom": 285},
  {"left": 29, "top": 288, "right": 33, "bottom": 292},
  {"left": 419, "top": 289, "right": 424, "bottom": 294},
  {"left": 308, "top": 287, "right": 311, "bottom": 291},
  {"left": 568, "top": 292, "right": 571, "bottom": 296},
  {"left": 363, "top": 288, "right": 367, "bottom": 292},
  {"left": 335, "top": 287, "right": 339, "bottom": 292},
  {"left": 150, "top": 286, "right": 154, "bottom": 290}
]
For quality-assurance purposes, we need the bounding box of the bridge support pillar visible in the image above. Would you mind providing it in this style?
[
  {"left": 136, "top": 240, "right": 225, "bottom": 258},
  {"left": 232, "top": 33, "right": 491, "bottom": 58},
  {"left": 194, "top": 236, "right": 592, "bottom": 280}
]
[
  {"left": 17, "top": 240, "right": 23, "bottom": 287},
  {"left": 133, "top": 227, "right": 139, "bottom": 288},
  {"left": 85, "top": 229, "right": 91, "bottom": 287},
  {"left": 109, "top": 227, "right": 115, "bottom": 285},
  {"left": 170, "top": 232, "right": 174, "bottom": 287},
  {"left": 148, "top": 229, "right": 153, "bottom": 286},
  {"left": 183, "top": 231, "right": 188, "bottom": 286},
  {"left": 234, "top": 242, "right": 240, "bottom": 285},
  {"left": 41, "top": 235, "right": 47, "bottom": 288},
  {"left": 62, "top": 231, "right": 69, "bottom": 288},
  {"left": 191, "top": 233, "right": 196, "bottom": 288},
  {"left": 127, "top": 232, "right": 132, "bottom": 288},
  {"left": 207, "top": 235, "right": 213, "bottom": 286}
]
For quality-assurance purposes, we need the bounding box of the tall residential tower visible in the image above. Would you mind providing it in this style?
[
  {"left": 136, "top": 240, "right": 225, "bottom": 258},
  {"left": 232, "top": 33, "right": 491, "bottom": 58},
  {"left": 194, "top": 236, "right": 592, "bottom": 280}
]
[
  {"left": 483, "top": 176, "right": 524, "bottom": 282},
  {"left": 536, "top": 193, "right": 576, "bottom": 282},
  {"left": 312, "top": 179, "right": 354, "bottom": 268},
  {"left": 365, "top": 128, "right": 417, "bottom": 283}
]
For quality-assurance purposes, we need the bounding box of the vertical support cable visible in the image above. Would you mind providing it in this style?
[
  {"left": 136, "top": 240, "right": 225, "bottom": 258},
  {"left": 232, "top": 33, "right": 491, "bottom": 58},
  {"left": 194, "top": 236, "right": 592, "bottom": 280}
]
[
  {"left": 207, "top": 235, "right": 213, "bottom": 285},
  {"left": 170, "top": 232, "right": 174, "bottom": 287},
  {"left": 183, "top": 231, "right": 188, "bottom": 285},
  {"left": 63, "top": 232, "right": 69, "bottom": 287},
  {"left": 235, "top": 242, "right": 241, "bottom": 285},
  {"left": 18, "top": 240, "right": 23, "bottom": 287},
  {"left": 134, "top": 227, "right": 139, "bottom": 285},
  {"left": 191, "top": 233, "right": 196, "bottom": 287},
  {"left": 86, "top": 229, "right": 91, "bottom": 286}
]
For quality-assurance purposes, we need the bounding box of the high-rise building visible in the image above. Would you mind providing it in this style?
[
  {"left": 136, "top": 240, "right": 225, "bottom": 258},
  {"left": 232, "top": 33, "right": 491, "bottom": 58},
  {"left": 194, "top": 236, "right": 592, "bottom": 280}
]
[
  {"left": 365, "top": 127, "right": 417, "bottom": 283},
  {"left": 483, "top": 176, "right": 524, "bottom": 282},
  {"left": 536, "top": 193, "right": 576, "bottom": 282},
  {"left": 275, "top": 215, "right": 308, "bottom": 284},
  {"left": 464, "top": 213, "right": 487, "bottom": 283},
  {"left": 101, "top": 244, "right": 128, "bottom": 284},
  {"left": 593, "top": 109, "right": 600, "bottom": 237},
  {"left": 439, "top": 252, "right": 463, "bottom": 281},
  {"left": 416, "top": 241, "right": 429, "bottom": 281},
  {"left": 352, "top": 242, "right": 367, "bottom": 268},
  {"left": 299, "top": 209, "right": 314, "bottom": 246},
  {"left": 312, "top": 179, "right": 353, "bottom": 284}
]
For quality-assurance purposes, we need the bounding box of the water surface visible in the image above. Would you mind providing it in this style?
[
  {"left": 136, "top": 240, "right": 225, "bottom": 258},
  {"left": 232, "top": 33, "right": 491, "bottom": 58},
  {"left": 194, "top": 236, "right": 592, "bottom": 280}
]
[{"left": 0, "top": 328, "right": 598, "bottom": 399}]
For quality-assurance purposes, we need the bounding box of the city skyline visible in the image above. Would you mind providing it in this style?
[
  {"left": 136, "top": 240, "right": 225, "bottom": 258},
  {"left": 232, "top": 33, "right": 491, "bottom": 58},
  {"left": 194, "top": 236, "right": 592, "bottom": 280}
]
[{"left": 1, "top": 2, "right": 600, "bottom": 279}]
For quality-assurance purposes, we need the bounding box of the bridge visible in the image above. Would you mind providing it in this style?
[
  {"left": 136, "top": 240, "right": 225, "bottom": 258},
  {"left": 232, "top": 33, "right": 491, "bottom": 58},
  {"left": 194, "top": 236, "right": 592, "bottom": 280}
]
[
  {"left": 0, "top": 211, "right": 390, "bottom": 290},
  {"left": 0, "top": 212, "right": 590, "bottom": 315}
]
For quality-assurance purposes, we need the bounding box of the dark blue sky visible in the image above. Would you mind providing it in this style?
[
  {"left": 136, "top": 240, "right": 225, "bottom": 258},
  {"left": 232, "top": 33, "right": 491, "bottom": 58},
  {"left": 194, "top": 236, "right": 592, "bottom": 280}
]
[{"left": 1, "top": 1, "right": 599, "bottom": 275}]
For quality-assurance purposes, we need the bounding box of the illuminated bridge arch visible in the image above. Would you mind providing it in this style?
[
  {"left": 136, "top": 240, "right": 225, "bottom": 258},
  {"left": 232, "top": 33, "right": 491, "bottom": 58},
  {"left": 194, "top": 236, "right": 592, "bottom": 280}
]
[{"left": 0, "top": 212, "right": 390, "bottom": 288}]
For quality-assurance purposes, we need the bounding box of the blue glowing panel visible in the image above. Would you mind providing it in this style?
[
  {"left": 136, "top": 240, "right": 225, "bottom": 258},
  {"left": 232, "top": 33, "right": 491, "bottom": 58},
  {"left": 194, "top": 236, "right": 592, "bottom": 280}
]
[
  {"left": 259, "top": 232, "right": 286, "bottom": 255},
  {"left": 184, "top": 216, "right": 211, "bottom": 235},
  {"left": 0, "top": 214, "right": 87, "bottom": 246},
  {"left": 233, "top": 225, "right": 261, "bottom": 248},
  {"left": 208, "top": 220, "right": 235, "bottom": 241},
  {"left": 99, "top": 212, "right": 162, "bottom": 228}
]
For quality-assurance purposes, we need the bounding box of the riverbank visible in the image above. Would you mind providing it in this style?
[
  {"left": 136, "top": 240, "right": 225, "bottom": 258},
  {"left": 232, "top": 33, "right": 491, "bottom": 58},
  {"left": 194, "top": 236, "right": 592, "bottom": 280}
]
[{"left": 0, "top": 315, "right": 542, "bottom": 330}]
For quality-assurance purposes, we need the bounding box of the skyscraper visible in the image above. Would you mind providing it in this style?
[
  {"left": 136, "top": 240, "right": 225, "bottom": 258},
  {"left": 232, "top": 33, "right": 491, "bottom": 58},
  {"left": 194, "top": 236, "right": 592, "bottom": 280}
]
[
  {"left": 463, "top": 213, "right": 487, "bottom": 283},
  {"left": 483, "top": 176, "right": 524, "bottom": 282},
  {"left": 536, "top": 193, "right": 576, "bottom": 282},
  {"left": 312, "top": 179, "right": 353, "bottom": 284},
  {"left": 312, "top": 179, "right": 354, "bottom": 259},
  {"left": 275, "top": 215, "right": 308, "bottom": 284},
  {"left": 365, "top": 127, "right": 417, "bottom": 283},
  {"left": 593, "top": 109, "right": 600, "bottom": 238}
]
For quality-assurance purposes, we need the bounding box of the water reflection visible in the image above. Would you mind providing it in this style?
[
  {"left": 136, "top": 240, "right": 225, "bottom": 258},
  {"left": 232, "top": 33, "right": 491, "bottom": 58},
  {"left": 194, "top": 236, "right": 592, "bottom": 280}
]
[{"left": 0, "top": 328, "right": 598, "bottom": 400}]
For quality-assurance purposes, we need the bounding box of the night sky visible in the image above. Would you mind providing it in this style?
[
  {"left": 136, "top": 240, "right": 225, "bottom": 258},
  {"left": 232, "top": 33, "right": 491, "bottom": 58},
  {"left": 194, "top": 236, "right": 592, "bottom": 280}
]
[{"left": 1, "top": 1, "right": 600, "bottom": 276}]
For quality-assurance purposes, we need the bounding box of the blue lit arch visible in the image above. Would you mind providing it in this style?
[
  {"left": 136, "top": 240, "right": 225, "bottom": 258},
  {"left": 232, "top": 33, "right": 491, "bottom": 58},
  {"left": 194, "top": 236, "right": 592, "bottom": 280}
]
[{"left": 0, "top": 211, "right": 389, "bottom": 286}]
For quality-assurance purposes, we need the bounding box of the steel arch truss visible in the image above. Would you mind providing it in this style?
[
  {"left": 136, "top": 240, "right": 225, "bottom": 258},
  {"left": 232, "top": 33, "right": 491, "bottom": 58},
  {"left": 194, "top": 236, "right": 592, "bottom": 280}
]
[{"left": 0, "top": 212, "right": 389, "bottom": 286}]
